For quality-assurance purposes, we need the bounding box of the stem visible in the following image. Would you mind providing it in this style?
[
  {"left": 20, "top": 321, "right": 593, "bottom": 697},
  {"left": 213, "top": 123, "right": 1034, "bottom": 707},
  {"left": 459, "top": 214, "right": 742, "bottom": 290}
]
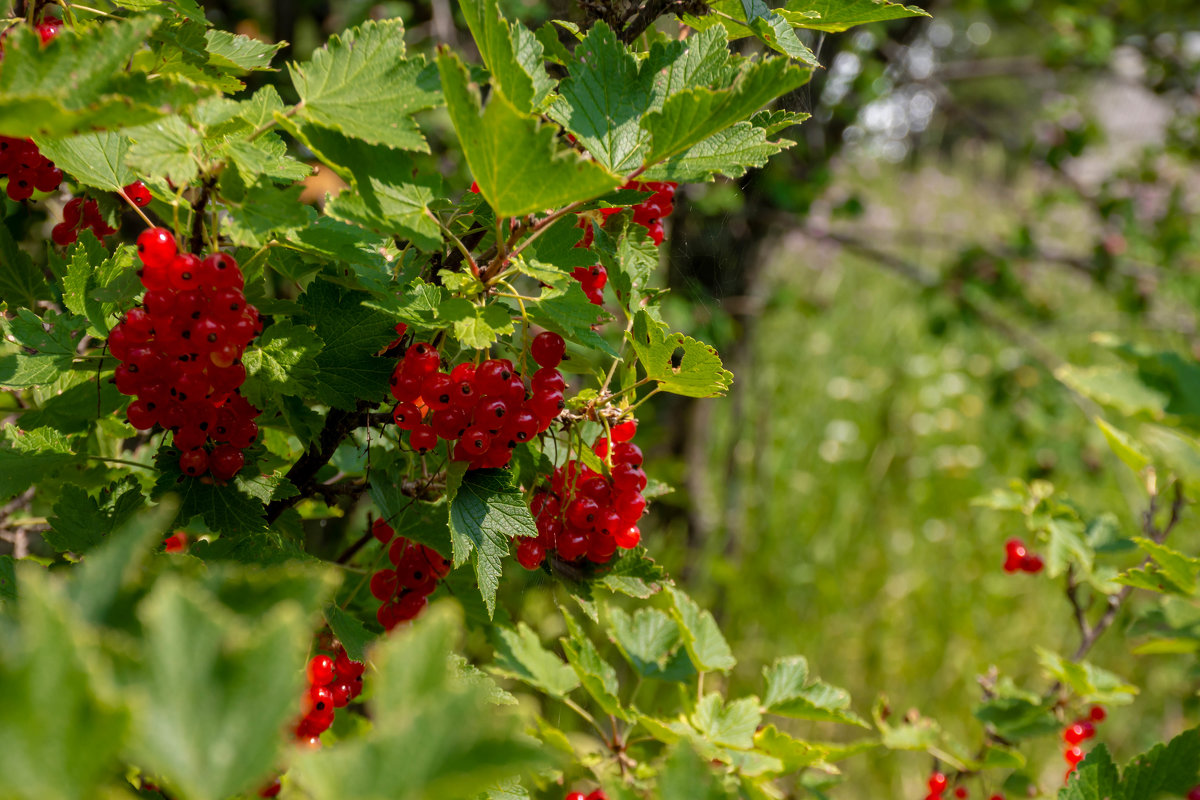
[
  {"left": 189, "top": 177, "right": 214, "bottom": 255},
  {"left": 118, "top": 188, "right": 155, "bottom": 228},
  {"left": 248, "top": 100, "right": 304, "bottom": 142},
  {"left": 86, "top": 455, "right": 156, "bottom": 470},
  {"left": 429, "top": 210, "right": 480, "bottom": 277},
  {"left": 562, "top": 695, "right": 608, "bottom": 740}
]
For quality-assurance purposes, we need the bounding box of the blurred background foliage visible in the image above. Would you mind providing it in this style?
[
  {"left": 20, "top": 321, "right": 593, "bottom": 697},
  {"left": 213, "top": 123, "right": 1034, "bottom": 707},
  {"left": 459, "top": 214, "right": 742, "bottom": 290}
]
[{"left": 193, "top": 0, "right": 1200, "bottom": 795}]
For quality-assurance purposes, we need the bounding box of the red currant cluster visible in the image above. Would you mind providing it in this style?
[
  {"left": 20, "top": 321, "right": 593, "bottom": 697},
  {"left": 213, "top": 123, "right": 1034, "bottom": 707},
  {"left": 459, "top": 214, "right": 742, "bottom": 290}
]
[
  {"left": 575, "top": 180, "right": 678, "bottom": 250},
  {"left": 0, "top": 136, "right": 62, "bottom": 201},
  {"left": 109, "top": 227, "right": 262, "bottom": 481},
  {"left": 388, "top": 331, "right": 568, "bottom": 469},
  {"left": 1002, "top": 537, "right": 1043, "bottom": 573},
  {"left": 294, "top": 648, "right": 364, "bottom": 746},
  {"left": 571, "top": 264, "right": 608, "bottom": 306},
  {"left": 519, "top": 418, "right": 646, "bottom": 569},
  {"left": 1062, "top": 706, "right": 1105, "bottom": 781},
  {"left": 369, "top": 517, "right": 453, "bottom": 631},
  {"left": 51, "top": 196, "right": 116, "bottom": 245}
]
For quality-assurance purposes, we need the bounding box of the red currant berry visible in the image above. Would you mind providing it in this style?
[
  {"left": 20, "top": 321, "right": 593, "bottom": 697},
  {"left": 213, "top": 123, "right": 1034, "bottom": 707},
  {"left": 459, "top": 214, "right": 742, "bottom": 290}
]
[
  {"left": 531, "top": 331, "right": 566, "bottom": 368},
  {"left": 1063, "top": 721, "right": 1094, "bottom": 744},
  {"left": 421, "top": 372, "right": 455, "bottom": 410},
  {"left": 136, "top": 227, "right": 178, "bottom": 269},
  {"left": 178, "top": 447, "right": 209, "bottom": 477},
  {"left": 370, "top": 569, "right": 400, "bottom": 601},
  {"left": 611, "top": 418, "right": 637, "bottom": 442},
  {"left": 927, "top": 773, "right": 948, "bottom": 794},
  {"left": 404, "top": 342, "right": 441, "bottom": 375},
  {"left": 410, "top": 424, "right": 439, "bottom": 454},
  {"left": 123, "top": 180, "right": 151, "bottom": 207},
  {"left": 201, "top": 252, "right": 243, "bottom": 290},
  {"left": 334, "top": 649, "right": 364, "bottom": 679},
  {"left": 163, "top": 532, "right": 188, "bottom": 553},
  {"left": 35, "top": 20, "right": 61, "bottom": 45},
  {"left": 1021, "top": 554, "right": 1044, "bottom": 573},
  {"left": 258, "top": 777, "right": 282, "bottom": 798},
  {"left": 1089, "top": 706, "right": 1106, "bottom": 723},
  {"left": 393, "top": 401, "right": 422, "bottom": 430},
  {"left": 209, "top": 444, "right": 244, "bottom": 482},
  {"left": 50, "top": 222, "right": 77, "bottom": 246},
  {"left": 613, "top": 524, "right": 641, "bottom": 549},
  {"left": 1064, "top": 746, "right": 1084, "bottom": 765},
  {"left": 515, "top": 537, "right": 545, "bottom": 569},
  {"left": 307, "top": 655, "right": 335, "bottom": 686},
  {"left": 1188, "top": 787, "right": 1200, "bottom": 800},
  {"left": 953, "top": 788, "right": 968, "bottom": 799}
]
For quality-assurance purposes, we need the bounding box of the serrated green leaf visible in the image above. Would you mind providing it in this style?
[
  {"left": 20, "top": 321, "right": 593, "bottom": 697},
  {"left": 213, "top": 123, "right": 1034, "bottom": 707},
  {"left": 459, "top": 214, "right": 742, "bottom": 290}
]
[
  {"left": 526, "top": 282, "right": 617, "bottom": 358},
  {"left": 39, "top": 130, "right": 135, "bottom": 191},
  {"left": 873, "top": 698, "right": 941, "bottom": 750},
  {"left": 740, "top": 0, "right": 820, "bottom": 66},
  {"left": 644, "top": 122, "right": 792, "bottom": 182},
  {"left": 1120, "top": 726, "right": 1200, "bottom": 798},
  {"left": 446, "top": 466, "right": 538, "bottom": 617},
  {"left": 1056, "top": 364, "right": 1167, "bottom": 418},
  {"left": 240, "top": 321, "right": 323, "bottom": 408},
  {"left": 1036, "top": 648, "right": 1138, "bottom": 706},
  {"left": 324, "top": 604, "right": 374, "bottom": 663},
  {"left": 45, "top": 478, "right": 145, "bottom": 555},
  {"left": 778, "top": 0, "right": 929, "bottom": 32},
  {"left": 491, "top": 622, "right": 580, "bottom": 697},
  {"left": 152, "top": 448, "right": 269, "bottom": 534},
  {"left": 62, "top": 237, "right": 136, "bottom": 338},
  {"left": 1126, "top": 537, "right": 1200, "bottom": 594},
  {"left": 459, "top": 0, "right": 538, "bottom": 112},
  {"left": 438, "top": 299, "right": 516, "bottom": 350},
  {"left": 628, "top": 310, "right": 733, "bottom": 397},
  {"left": 129, "top": 575, "right": 316, "bottom": 800},
  {"left": 668, "top": 585, "right": 736, "bottom": 672},
  {"left": 222, "top": 136, "right": 311, "bottom": 183},
  {"left": 1057, "top": 744, "right": 1120, "bottom": 800},
  {"left": 279, "top": 118, "right": 442, "bottom": 251},
  {"left": 594, "top": 547, "right": 666, "bottom": 597},
  {"left": 0, "top": 426, "right": 82, "bottom": 500},
  {"left": 751, "top": 108, "right": 811, "bottom": 135},
  {"left": 1041, "top": 515, "right": 1092, "bottom": 579},
  {"left": 560, "top": 606, "right": 631, "bottom": 721},
  {"left": 551, "top": 22, "right": 657, "bottom": 173},
  {"left": 754, "top": 725, "right": 835, "bottom": 772},
  {"left": 436, "top": 48, "right": 623, "bottom": 217},
  {"left": 768, "top": 680, "right": 868, "bottom": 727},
  {"left": 606, "top": 605, "right": 684, "bottom": 679},
  {"left": 660, "top": 743, "right": 726, "bottom": 800},
  {"left": 762, "top": 656, "right": 810, "bottom": 709},
  {"left": 0, "top": 18, "right": 167, "bottom": 138},
  {"left": 289, "top": 19, "right": 441, "bottom": 152},
  {"left": 973, "top": 696, "right": 1061, "bottom": 740},
  {"left": 1095, "top": 417, "right": 1150, "bottom": 475},
  {"left": 0, "top": 567, "right": 129, "bottom": 800},
  {"left": 223, "top": 180, "right": 315, "bottom": 248},
  {"left": 300, "top": 280, "right": 395, "bottom": 409},
  {"left": 204, "top": 29, "right": 284, "bottom": 72},
  {"left": 0, "top": 219, "right": 49, "bottom": 310},
  {"left": 644, "top": 57, "right": 810, "bottom": 163},
  {"left": 692, "top": 693, "right": 761, "bottom": 749}
]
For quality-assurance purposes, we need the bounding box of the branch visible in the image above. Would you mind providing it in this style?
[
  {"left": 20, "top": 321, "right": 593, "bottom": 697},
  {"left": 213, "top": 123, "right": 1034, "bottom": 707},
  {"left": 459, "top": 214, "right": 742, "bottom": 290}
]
[
  {"left": 264, "top": 404, "right": 374, "bottom": 523},
  {"left": 188, "top": 177, "right": 214, "bottom": 254}
]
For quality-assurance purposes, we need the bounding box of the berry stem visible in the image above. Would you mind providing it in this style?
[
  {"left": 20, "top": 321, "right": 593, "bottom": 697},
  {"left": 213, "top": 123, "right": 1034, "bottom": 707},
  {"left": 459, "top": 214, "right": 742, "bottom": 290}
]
[
  {"left": 428, "top": 209, "right": 480, "bottom": 278},
  {"left": 119, "top": 188, "right": 155, "bottom": 228}
]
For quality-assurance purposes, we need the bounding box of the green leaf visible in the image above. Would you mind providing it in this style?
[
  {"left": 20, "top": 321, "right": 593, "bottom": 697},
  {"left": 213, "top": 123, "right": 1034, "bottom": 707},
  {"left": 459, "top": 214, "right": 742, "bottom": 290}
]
[
  {"left": 129, "top": 574, "right": 317, "bottom": 800},
  {"left": 1042, "top": 516, "right": 1093, "bottom": 579},
  {"left": 324, "top": 604, "right": 374, "bottom": 663},
  {"left": 643, "top": 123, "right": 793, "bottom": 182},
  {"left": 38, "top": 131, "right": 135, "bottom": 191},
  {"left": 289, "top": 19, "right": 441, "bottom": 152},
  {"left": 491, "top": 622, "right": 580, "bottom": 697},
  {"left": 0, "top": 219, "right": 49, "bottom": 310},
  {"left": 300, "top": 281, "right": 395, "bottom": 409},
  {"left": 762, "top": 655, "right": 809, "bottom": 709},
  {"left": 644, "top": 57, "right": 810, "bottom": 163},
  {"left": 279, "top": 118, "right": 442, "bottom": 251},
  {"left": 1036, "top": 648, "right": 1138, "bottom": 706},
  {"left": 1122, "top": 537, "right": 1200, "bottom": 595},
  {"left": 459, "top": 0, "right": 540, "bottom": 112},
  {"left": 1057, "top": 744, "right": 1120, "bottom": 800},
  {"left": 204, "top": 29, "right": 284, "bottom": 72},
  {"left": 660, "top": 743, "right": 726, "bottom": 800},
  {"left": 1120, "top": 726, "right": 1200, "bottom": 798},
  {"left": 628, "top": 310, "right": 733, "bottom": 397},
  {"left": 446, "top": 466, "right": 538, "bottom": 617},
  {"left": 240, "top": 321, "right": 324, "bottom": 408},
  {"left": 221, "top": 135, "right": 311, "bottom": 183},
  {"left": 0, "top": 426, "right": 81, "bottom": 501},
  {"left": 0, "top": 556, "right": 15, "bottom": 607},
  {"left": 62, "top": 238, "right": 137, "bottom": 338},
  {"left": 0, "top": 567, "right": 129, "bottom": 800},
  {"left": 973, "top": 696, "right": 1061, "bottom": 741},
  {"left": 526, "top": 282, "right": 617, "bottom": 358},
  {"left": 551, "top": 22, "right": 658, "bottom": 173},
  {"left": 437, "top": 299, "right": 516, "bottom": 350},
  {"left": 766, "top": 679, "right": 868, "bottom": 727},
  {"left": 730, "top": 0, "right": 819, "bottom": 66},
  {"left": 779, "top": 0, "right": 929, "bottom": 32},
  {"left": 125, "top": 116, "right": 202, "bottom": 185},
  {"left": 692, "top": 693, "right": 761, "bottom": 749},
  {"left": 751, "top": 108, "right": 811, "bottom": 135},
  {"left": 153, "top": 448, "right": 270, "bottom": 534},
  {"left": 754, "top": 725, "right": 836, "bottom": 772},
  {"left": 606, "top": 605, "right": 684, "bottom": 679},
  {"left": 873, "top": 698, "right": 941, "bottom": 750},
  {"left": 560, "top": 606, "right": 631, "bottom": 720},
  {"left": 436, "top": 47, "right": 623, "bottom": 217},
  {"left": 1095, "top": 417, "right": 1150, "bottom": 475},
  {"left": 1056, "top": 365, "right": 1167, "bottom": 418},
  {"left": 668, "top": 585, "right": 736, "bottom": 672},
  {"left": 45, "top": 478, "right": 146, "bottom": 555},
  {"left": 0, "top": 18, "right": 167, "bottom": 138},
  {"left": 223, "top": 180, "right": 315, "bottom": 248},
  {"left": 594, "top": 547, "right": 667, "bottom": 598}
]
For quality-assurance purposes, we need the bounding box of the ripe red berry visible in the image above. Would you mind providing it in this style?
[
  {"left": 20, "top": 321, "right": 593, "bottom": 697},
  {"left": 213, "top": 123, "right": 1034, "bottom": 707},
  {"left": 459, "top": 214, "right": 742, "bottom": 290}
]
[
  {"left": 1188, "top": 787, "right": 1200, "bottom": 800},
  {"left": 1089, "top": 705, "right": 1106, "bottom": 723},
  {"left": 954, "top": 788, "right": 968, "bottom": 799},
  {"left": 1064, "top": 745, "right": 1084, "bottom": 765},
  {"left": 208, "top": 444, "right": 244, "bottom": 482},
  {"left": 258, "top": 777, "right": 282, "bottom": 798},
  {"left": 611, "top": 418, "right": 637, "bottom": 442},
  {"left": 531, "top": 331, "right": 566, "bottom": 368},
  {"left": 1063, "top": 721, "right": 1095, "bottom": 744},
  {"left": 928, "top": 773, "right": 948, "bottom": 793},
  {"left": 163, "top": 532, "right": 188, "bottom": 553},
  {"left": 307, "top": 655, "right": 335, "bottom": 686},
  {"left": 515, "top": 537, "right": 545, "bottom": 569},
  {"left": 137, "top": 227, "right": 178, "bottom": 269},
  {"left": 50, "top": 222, "right": 77, "bottom": 246},
  {"left": 124, "top": 180, "right": 151, "bottom": 207},
  {"left": 566, "top": 792, "right": 586, "bottom": 800},
  {"left": 410, "top": 424, "right": 438, "bottom": 454},
  {"left": 1021, "top": 553, "right": 1044, "bottom": 573},
  {"left": 393, "top": 401, "right": 421, "bottom": 430},
  {"left": 178, "top": 447, "right": 208, "bottom": 477}
]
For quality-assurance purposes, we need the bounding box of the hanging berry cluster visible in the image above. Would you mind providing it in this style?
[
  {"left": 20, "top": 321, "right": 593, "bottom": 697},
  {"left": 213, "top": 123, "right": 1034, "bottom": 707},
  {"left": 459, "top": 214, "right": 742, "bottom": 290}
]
[
  {"left": 369, "top": 517, "right": 453, "bottom": 631},
  {"left": 0, "top": 136, "right": 62, "bottom": 201},
  {"left": 576, "top": 180, "right": 678, "bottom": 249},
  {"left": 571, "top": 264, "right": 608, "bottom": 306},
  {"left": 566, "top": 789, "right": 608, "bottom": 800},
  {"left": 1062, "top": 706, "right": 1105, "bottom": 781},
  {"left": 1002, "top": 537, "right": 1043, "bottom": 573},
  {"left": 923, "top": 772, "right": 972, "bottom": 800},
  {"left": 51, "top": 196, "right": 116, "bottom": 245},
  {"left": 109, "top": 227, "right": 262, "bottom": 480},
  {"left": 519, "top": 417, "right": 646, "bottom": 569},
  {"left": 388, "top": 331, "right": 568, "bottom": 469},
  {"left": 294, "top": 648, "right": 364, "bottom": 746}
]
